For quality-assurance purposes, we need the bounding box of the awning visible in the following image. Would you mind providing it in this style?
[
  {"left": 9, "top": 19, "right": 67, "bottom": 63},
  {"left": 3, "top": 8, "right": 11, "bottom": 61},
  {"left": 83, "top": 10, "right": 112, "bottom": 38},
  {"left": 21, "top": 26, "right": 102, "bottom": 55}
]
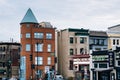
[{"left": 92, "top": 68, "right": 113, "bottom": 72}]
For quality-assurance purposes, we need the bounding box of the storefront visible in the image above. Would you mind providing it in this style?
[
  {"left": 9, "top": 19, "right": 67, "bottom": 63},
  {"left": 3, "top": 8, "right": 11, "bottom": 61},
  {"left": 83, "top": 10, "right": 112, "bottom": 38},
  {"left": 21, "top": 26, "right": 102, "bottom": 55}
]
[
  {"left": 92, "top": 69, "right": 112, "bottom": 80},
  {"left": 115, "top": 67, "right": 120, "bottom": 80},
  {"left": 91, "top": 50, "right": 114, "bottom": 80},
  {"left": 73, "top": 57, "right": 90, "bottom": 80}
]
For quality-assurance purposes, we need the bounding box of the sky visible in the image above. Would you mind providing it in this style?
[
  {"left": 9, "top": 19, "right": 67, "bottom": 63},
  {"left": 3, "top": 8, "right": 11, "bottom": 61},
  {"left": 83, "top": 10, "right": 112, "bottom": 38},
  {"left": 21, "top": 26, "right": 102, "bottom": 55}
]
[{"left": 0, "top": 0, "right": 120, "bottom": 42}]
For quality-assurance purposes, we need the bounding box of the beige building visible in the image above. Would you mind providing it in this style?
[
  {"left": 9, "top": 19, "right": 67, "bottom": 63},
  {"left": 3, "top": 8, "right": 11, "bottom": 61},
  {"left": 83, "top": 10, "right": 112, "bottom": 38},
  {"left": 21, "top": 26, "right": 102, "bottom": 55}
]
[
  {"left": 57, "top": 28, "right": 90, "bottom": 79},
  {"left": 107, "top": 24, "right": 120, "bottom": 50}
]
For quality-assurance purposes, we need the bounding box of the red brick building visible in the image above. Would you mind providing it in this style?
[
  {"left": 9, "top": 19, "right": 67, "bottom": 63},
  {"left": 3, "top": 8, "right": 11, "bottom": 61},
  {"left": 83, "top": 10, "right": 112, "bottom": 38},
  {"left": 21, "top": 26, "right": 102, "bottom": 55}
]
[{"left": 20, "top": 8, "right": 55, "bottom": 80}]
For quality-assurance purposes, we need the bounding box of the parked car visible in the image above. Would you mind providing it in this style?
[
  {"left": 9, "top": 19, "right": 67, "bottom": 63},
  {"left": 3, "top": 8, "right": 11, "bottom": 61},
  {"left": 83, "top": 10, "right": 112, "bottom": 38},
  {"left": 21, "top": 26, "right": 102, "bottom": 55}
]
[{"left": 55, "top": 74, "right": 64, "bottom": 80}]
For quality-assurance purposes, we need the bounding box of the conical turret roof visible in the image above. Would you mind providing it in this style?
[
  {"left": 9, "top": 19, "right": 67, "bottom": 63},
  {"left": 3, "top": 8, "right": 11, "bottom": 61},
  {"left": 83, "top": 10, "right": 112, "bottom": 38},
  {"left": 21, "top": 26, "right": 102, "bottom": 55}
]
[{"left": 20, "top": 8, "right": 38, "bottom": 24}]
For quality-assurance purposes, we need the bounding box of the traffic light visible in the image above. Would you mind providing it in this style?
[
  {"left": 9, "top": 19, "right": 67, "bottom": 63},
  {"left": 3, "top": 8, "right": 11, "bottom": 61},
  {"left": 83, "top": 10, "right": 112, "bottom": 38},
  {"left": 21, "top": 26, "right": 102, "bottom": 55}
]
[
  {"left": 30, "top": 54, "right": 32, "bottom": 61},
  {"left": 3, "top": 63, "right": 5, "bottom": 67},
  {"left": 31, "top": 64, "right": 35, "bottom": 69}
]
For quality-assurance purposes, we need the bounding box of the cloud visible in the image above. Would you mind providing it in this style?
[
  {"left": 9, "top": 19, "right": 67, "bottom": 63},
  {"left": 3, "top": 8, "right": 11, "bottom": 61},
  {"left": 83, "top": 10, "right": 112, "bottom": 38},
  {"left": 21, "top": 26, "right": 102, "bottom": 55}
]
[{"left": 0, "top": 0, "right": 120, "bottom": 41}]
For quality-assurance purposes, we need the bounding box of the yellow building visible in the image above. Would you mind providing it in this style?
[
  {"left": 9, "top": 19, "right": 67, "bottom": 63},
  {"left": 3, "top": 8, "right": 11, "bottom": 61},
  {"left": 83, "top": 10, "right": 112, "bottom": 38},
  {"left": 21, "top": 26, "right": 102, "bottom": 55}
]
[{"left": 107, "top": 24, "right": 120, "bottom": 50}]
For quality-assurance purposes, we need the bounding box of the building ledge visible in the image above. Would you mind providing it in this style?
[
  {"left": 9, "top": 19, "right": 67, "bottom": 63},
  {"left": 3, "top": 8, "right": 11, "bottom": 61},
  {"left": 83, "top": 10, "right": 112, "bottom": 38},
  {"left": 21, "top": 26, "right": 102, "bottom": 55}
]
[{"left": 71, "top": 54, "right": 90, "bottom": 58}]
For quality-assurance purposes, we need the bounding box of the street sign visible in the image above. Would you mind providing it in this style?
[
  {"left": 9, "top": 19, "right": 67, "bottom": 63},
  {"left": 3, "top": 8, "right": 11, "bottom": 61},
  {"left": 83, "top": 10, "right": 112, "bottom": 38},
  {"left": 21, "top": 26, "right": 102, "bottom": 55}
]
[{"left": 45, "top": 66, "right": 50, "bottom": 73}]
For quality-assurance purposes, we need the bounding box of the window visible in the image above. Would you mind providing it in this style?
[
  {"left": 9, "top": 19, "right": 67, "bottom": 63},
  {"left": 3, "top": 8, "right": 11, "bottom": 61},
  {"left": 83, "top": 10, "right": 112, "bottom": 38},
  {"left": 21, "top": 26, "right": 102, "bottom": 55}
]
[
  {"left": 79, "top": 65, "right": 84, "bottom": 71},
  {"left": 0, "top": 47, "right": 2, "bottom": 51},
  {"left": 20, "top": 34, "right": 22, "bottom": 38},
  {"left": 20, "top": 56, "right": 26, "bottom": 78},
  {"left": 26, "top": 44, "right": 30, "bottom": 51},
  {"left": 100, "top": 39, "right": 104, "bottom": 45},
  {"left": 47, "top": 57, "right": 51, "bottom": 65},
  {"left": 118, "top": 72, "right": 120, "bottom": 79},
  {"left": 26, "top": 24, "right": 30, "bottom": 27},
  {"left": 46, "top": 33, "right": 52, "bottom": 39},
  {"left": 75, "top": 37, "right": 77, "bottom": 43},
  {"left": 113, "top": 39, "right": 115, "bottom": 45},
  {"left": 80, "top": 48, "right": 84, "bottom": 54},
  {"left": 2, "top": 47, "right": 6, "bottom": 51},
  {"left": 69, "top": 60, "right": 73, "bottom": 70},
  {"left": 34, "top": 33, "right": 43, "bottom": 39},
  {"left": 35, "top": 57, "right": 43, "bottom": 65},
  {"left": 35, "top": 43, "right": 43, "bottom": 52},
  {"left": 118, "top": 61, "right": 120, "bottom": 66},
  {"left": 95, "top": 48, "right": 101, "bottom": 51},
  {"left": 96, "top": 39, "right": 99, "bottom": 45},
  {"left": 26, "top": 33, "right": 30, "bottom": 38},
  {"left": 99, "top": 63, "right": 107, "bottom": 68},
  {"left": 47, "top": 44, "right": 51, "bottom": 52},
  {"left": 70, "top": 49, "right": 74, "bottom": 55},
  {"left": 75, "top": 48, "right": 77, "bottom": 54},
  {"left": 70, "top": 37, "right": 73, "bottom": 44},
  {"left": 94, "top": 63, "right": 98, "bottom": 68},
  {"left": 93, "top": 39, "right": 95, "bottom": 44},
  {"left": 80, "top": 37, "right": 84, "bottom": 43},
  {"left": 117, "top": 39, "right": 119, "bottom": 45}
]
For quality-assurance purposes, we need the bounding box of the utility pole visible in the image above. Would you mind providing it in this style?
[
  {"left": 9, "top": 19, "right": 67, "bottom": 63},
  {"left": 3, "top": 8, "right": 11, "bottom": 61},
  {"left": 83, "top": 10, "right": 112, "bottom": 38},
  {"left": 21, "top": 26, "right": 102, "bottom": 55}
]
[{"left": 36, "top": 42, "right": 38, "bottom": 80}]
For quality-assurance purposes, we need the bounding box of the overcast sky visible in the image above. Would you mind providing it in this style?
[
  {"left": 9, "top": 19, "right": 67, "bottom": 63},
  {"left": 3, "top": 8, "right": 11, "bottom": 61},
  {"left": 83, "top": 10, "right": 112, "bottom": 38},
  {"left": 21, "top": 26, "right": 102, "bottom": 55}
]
[{"left": 0, "top": 0, "right": 120, "bottom": 42}]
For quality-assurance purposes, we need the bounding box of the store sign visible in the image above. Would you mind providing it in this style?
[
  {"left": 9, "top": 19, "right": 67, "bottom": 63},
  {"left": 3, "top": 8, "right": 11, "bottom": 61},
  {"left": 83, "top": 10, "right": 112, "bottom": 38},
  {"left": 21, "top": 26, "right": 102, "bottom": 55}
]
[
  {"left": 92, "top": 55, "right": 108, "bottom": 61},
  {"left": 73, "top": 58, "right": 89, "bottom": 64},
  {"left": 109, "top": 52, "right": 114, "bottom": 67},
  {"left": 116, "top": 52, "right": 120, "bottom": 59}
]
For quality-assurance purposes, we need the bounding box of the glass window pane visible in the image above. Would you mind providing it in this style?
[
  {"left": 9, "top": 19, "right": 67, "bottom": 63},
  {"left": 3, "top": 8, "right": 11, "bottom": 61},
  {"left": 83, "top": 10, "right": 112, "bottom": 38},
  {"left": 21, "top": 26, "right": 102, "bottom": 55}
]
[
  {"left": 70, "top": 49, "right": 73, "bottom": 55},
  {"left": 34, "top": 33, "right": 43, "bottom": 39},
  {"left": 47, "top": 44, "right": 51, "bottom": 52},
  {"left": 69, "top": 60, "right": 73, "bottom": 70},
  {"left": 118, "top": 72, "right": 120, "bottom": 79},
  {"left": 80, "top": 37, "right": 84, "bottom": 43},
  {"left": 113, "top": 39, "right": 115, "bottom": 45},
  {"left": 35, "top": 44, "right": 43, "bottom": 52},
  {"left": 94, "top": 63, "right": 97, "bottom": 68},
  {"left": 26, "top": 33, "right": 30, "bottom": 38},
  {"left": 26, "top": 44, "right": 30, "bottom": 51},
  {"left": 35, "top": 57, "right": 43, "bottom": 65},
  {"left": 99, "top": 63, "right": 107, "bottom": 68},
  {"left": 70, "top": 37, "right": 73, "bottom": 43},
  {"left": 80, "top": 48, "right": 84, "bottom": 54},
  {"left": 117, "top": 39, "right": 119, "bottom": 45},
  {"left": 47, "top": 57, "right": 51, "bottom": 65},
  {"left": 46, "top": 33, "right": 52, "bottom": 39}
]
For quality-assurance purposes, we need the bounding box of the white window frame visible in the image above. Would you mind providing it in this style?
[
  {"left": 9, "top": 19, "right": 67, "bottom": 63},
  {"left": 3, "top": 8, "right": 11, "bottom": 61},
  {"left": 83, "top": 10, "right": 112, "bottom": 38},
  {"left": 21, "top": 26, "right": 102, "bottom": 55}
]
[
  {"left": 26, "top": 44, "right": 31, "bottom": 51},
  {"left": 34, "top": 32, "right": 43, "bottom": 39},
  {"left": 46, "top": 33, "right": 52, "bottom": 39},
  {"left": 47, "top": 44, "right": 51, "bottom": 52},
  {"left": 47, "top": 57, "right": 51, "bottom": 65},
  {"left": 35, "top": 43, "right": 43, "bottom": 52},
  {"left": 26, "top": 33, "right": 30, "bottom": 38},
  {"left": 35, "top": 57, "right": 43, "bottom": 65}
]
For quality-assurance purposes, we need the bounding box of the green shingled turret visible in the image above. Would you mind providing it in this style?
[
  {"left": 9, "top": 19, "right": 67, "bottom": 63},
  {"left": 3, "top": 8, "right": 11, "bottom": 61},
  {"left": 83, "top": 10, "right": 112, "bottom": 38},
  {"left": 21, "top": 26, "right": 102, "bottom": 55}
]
[{"left": 20, "top": 8, "right": 38, "bottom": 24}]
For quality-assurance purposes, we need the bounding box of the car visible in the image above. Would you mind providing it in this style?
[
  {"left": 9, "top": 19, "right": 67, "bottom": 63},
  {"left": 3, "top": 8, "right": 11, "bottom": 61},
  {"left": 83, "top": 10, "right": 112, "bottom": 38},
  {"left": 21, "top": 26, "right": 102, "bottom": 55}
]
[
  {"left": 2, "top": 78, "right": 7, "bottom": 80},
  {"left": 55, "top": 74, "right": 64, "bottom": 80}
]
